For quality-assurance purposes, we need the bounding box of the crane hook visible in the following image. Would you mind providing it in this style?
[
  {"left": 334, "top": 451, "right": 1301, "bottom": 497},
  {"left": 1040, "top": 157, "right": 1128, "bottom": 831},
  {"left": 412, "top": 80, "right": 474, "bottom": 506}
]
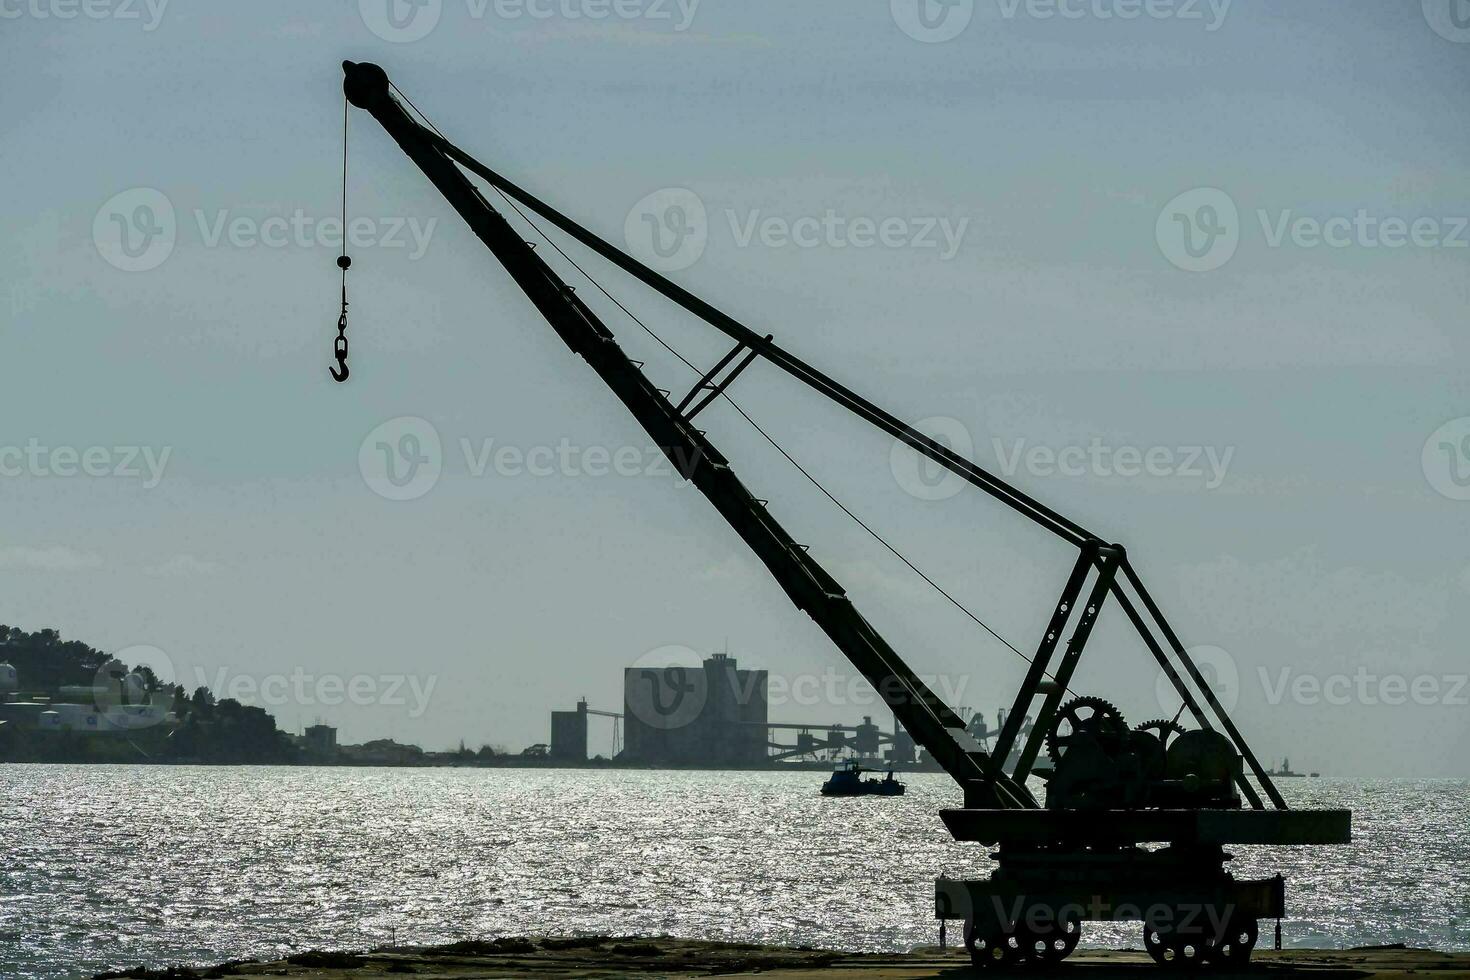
[
  {"left": 330, "top": 320, "right": 349, "bottom": 382},
  {"left": 331, "top": 254, "right": 351, "bottom": 383}
]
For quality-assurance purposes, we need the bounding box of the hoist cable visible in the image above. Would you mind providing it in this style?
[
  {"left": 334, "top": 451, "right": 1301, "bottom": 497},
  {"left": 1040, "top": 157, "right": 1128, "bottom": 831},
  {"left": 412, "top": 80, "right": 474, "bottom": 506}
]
[{"left": 331, "top": 94, "right": 352, "bottom": 382}]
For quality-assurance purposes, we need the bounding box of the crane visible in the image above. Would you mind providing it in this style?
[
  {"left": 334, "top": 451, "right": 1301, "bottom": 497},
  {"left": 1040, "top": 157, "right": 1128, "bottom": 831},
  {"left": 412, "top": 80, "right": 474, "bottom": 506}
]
[{"left": 337, "top": 61, "right": 1350, "bottom": 969}]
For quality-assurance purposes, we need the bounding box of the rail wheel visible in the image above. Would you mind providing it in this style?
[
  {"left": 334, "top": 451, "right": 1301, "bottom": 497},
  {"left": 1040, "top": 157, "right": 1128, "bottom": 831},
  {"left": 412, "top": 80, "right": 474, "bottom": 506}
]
[
  {"left": 1144, "top": 925, "right": 1172, "bottom": 967},
  {"left": 1025, "top": 915, "right": 1081, "bottom": 965},
  {"left": 1168, "top": 932, "right": 1214, "bottom": 969},
  {"left": 1144, "top": 924, "right": 1215, "bottom": 969},
  {"left": 965, "top": 918, "right": 1028, "bottom": 970},
  {"left": 1210, "top": 916, "right": 1259, "bottom": 967}
]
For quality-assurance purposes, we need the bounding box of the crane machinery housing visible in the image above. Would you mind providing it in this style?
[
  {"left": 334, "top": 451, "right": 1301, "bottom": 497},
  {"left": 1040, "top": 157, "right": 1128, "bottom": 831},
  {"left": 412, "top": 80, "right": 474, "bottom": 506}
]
[{"left": 337, "top": 60, "right": 1351, "bottom": 970}]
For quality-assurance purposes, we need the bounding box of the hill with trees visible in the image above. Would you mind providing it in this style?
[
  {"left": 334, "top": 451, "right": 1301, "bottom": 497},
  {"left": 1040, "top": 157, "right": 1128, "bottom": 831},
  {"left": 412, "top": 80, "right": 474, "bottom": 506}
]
[{"left": 0, "top": 625, "right": 298, "bottom": 764}]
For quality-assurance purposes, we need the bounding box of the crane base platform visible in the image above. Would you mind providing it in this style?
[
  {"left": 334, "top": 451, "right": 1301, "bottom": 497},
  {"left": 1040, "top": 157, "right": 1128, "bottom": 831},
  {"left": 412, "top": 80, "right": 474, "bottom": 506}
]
[
  {"left": 931, "top": 810, "right": 1350, "bottom": 967},
  {"left": 940, "top": 807, "right": 1352, "bottom": 846}
]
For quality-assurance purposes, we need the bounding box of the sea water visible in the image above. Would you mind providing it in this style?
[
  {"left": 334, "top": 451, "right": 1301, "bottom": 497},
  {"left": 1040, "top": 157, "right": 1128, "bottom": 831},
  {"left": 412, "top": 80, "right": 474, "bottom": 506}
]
[{"left": 0, "top": 766, "right": 1464, "bottom": 979}]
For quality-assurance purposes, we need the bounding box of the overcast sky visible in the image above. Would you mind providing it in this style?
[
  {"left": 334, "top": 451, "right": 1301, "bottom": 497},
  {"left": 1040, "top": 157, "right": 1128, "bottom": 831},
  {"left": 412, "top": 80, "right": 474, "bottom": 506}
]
[{"left": 2, "top": 0, "right": 1467, "bottom": 776}]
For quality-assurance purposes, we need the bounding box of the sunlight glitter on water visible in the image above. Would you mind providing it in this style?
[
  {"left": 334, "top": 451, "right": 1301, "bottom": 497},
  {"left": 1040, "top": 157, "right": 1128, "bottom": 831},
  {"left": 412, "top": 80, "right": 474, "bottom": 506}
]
[{"left": 0, "top": 767, "right": 1464, "bottom": 979}]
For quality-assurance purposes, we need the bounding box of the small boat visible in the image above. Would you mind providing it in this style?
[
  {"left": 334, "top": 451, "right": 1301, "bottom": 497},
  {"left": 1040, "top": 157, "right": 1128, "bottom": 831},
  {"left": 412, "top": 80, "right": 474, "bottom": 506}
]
[{"left": 821, "top": 760, "right": 906, "bottom": 797}]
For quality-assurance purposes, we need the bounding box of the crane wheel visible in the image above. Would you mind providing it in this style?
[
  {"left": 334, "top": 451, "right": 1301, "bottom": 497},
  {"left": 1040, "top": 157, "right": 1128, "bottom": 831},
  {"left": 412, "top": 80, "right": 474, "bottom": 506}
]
[
  {"left": 1144, "top": 923, "right": 1218, "bottom": 970},
  {"left": 1209, "top": 916, "right": 1259, "bottom": 967},
  {"left": 1024, "top": 914, "right": 1081, "bottom": 965},
  {"left": 965, "top": 917, "right": 1027, "bottom": 970}
]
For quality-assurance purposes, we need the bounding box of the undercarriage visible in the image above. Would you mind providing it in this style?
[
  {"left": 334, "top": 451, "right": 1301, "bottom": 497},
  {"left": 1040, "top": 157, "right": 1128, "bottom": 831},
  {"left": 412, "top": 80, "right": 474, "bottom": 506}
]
[{"left": 940, "top": 842, "right": 1288, "bottom": 968}]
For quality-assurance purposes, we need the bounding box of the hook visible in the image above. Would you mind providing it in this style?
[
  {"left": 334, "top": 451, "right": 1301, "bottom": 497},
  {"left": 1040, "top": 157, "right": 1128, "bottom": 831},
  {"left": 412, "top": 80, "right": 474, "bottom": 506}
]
[
  {"left": 331, "top": 254, "right": 351, "bottom": 383},
  {"left": 330, "top": 326, "right": 349, "bottom": 382}
]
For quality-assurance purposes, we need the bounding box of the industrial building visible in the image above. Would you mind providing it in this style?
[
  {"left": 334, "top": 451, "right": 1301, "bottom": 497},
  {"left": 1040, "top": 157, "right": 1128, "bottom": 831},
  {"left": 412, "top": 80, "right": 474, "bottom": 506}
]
[
  {"left": 622, "top": 652, "right": 768, "bottom": 766},
  {"left": 542, "top": 653, "right": 946, "bottom": 769},
  {"left": 303, "top": 723, "right": 338, "bottom": 757},
  {"left": 549, "top": 699, "right": 588, "bottom": 762},
  {"left": 764, "top": 715, "right": 889, "bottom": 762}
]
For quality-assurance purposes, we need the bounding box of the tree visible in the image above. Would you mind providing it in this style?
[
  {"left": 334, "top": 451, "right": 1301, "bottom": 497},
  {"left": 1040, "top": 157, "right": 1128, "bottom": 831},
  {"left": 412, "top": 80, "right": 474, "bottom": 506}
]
[
  {"left": 190, "top": 686, "right": 216, "bottom": 717},
  {"left": 0, "top": 626, "right": 111, "bottom": 690},
  {"left": 171, "top": 697, "right": 298, "bottom": 764}
]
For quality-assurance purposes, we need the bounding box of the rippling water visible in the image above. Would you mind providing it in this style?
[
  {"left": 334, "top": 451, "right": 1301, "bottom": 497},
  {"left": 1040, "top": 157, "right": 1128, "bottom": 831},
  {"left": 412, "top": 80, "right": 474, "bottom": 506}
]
[{"left": 0, "top": 766, "right": 1464, "bottom": 979}]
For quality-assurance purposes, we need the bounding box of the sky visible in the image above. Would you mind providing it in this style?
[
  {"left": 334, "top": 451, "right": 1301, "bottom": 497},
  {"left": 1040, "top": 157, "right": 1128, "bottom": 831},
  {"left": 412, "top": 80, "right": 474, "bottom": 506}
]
[{"left": 1, "top": 0, "right": 1467, "bottom": 776}]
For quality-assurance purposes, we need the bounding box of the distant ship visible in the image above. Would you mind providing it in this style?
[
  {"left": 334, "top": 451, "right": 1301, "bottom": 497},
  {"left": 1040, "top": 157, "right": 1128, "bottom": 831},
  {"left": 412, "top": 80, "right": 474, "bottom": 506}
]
[
  {"left": 1265, "top": 757, "right": 1320, "bottom": 778},
  {"left": 821, "top": 760, "right": 905, "bottom": 797}
]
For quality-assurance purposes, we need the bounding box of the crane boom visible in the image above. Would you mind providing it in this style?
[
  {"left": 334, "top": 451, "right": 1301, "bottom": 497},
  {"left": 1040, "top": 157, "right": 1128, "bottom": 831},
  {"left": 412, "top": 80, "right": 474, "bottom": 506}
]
[{"left": 342, "top": 61, "right": 1032, "bottom": 810}]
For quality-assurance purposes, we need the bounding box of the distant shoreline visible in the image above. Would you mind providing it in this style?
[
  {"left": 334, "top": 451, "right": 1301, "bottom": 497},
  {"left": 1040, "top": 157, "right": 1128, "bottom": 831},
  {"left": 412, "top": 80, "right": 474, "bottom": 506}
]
[{"left": 0, "top": 756, "right": 943, "bottom": 773}]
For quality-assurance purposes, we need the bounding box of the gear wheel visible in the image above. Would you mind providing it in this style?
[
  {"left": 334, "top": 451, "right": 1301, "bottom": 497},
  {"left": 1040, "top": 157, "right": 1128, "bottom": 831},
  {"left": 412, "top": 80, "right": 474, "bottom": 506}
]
[
  {"left": 1134, "top": 718, "right": 1188, "bottom": 749},
  {"left": 1045, "top": 695, "right": 1128, "bottom": 765}
]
